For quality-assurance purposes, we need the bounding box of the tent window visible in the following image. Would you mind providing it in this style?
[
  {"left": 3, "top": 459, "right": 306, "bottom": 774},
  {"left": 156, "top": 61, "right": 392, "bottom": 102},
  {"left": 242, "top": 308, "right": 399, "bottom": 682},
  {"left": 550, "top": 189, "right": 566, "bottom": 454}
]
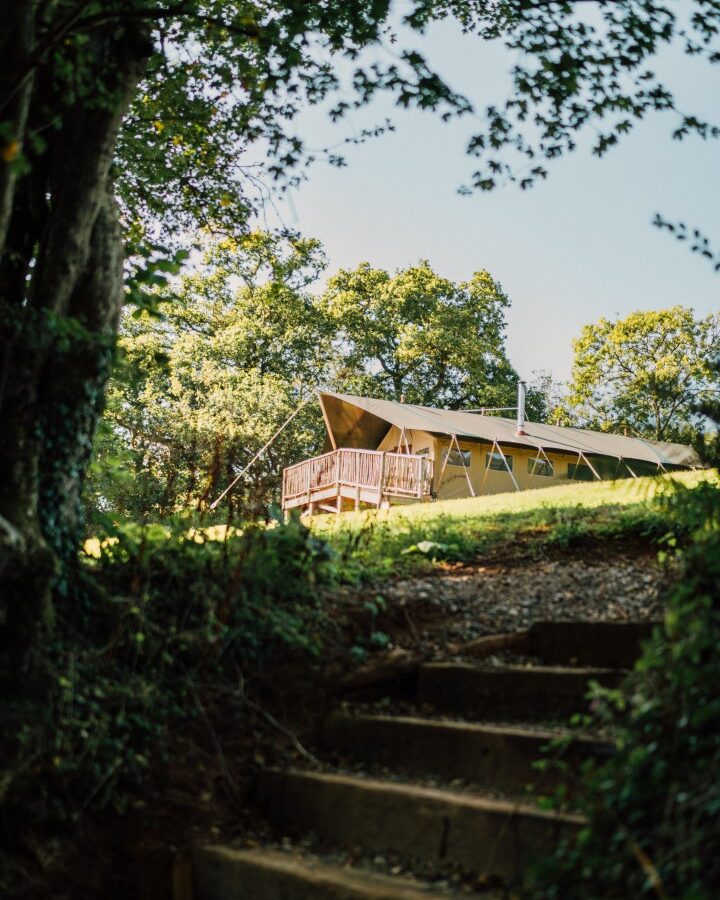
[
  {"left": 486, "top": 451, "right": 512, "bottom": 472},
  {"left": 443, "top": 447, "right": 472, "bottom": 467},
  {"left": 568, "top": 462, "right": 593, "bottom": 481},
  {"left": 415, "top": 447, "right": 432, "bottom": 456},
  {"left": 528, "top": 457, "right": 553, "bottom": 477}
]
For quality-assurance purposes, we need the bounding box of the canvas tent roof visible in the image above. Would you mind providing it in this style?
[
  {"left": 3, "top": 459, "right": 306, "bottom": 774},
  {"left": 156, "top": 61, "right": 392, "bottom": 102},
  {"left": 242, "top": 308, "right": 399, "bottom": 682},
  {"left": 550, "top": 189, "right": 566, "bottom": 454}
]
[{"left": 318, "top": 391, "right": 702, "bottom": 469}]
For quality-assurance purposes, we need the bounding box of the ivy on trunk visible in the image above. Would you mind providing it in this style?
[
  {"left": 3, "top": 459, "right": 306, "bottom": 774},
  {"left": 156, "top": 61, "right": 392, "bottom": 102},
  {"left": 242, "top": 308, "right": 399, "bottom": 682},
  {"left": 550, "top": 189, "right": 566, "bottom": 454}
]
[{"left": 0, "top": 15, "right": 150, "bottom": 673}]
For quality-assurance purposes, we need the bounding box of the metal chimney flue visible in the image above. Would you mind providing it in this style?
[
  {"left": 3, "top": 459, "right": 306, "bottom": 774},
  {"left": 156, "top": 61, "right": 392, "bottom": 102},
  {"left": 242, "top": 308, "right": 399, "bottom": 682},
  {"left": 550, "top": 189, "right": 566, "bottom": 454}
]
[{"left": 516, "top": 380, "right": 527, "bottom": 435}]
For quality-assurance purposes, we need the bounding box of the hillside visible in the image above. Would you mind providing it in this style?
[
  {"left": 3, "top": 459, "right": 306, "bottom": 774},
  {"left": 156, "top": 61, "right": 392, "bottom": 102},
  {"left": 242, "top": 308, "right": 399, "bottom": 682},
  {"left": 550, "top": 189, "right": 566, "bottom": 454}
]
[{"left": 311, "top": 470, "right": 711, "bottom": 581}]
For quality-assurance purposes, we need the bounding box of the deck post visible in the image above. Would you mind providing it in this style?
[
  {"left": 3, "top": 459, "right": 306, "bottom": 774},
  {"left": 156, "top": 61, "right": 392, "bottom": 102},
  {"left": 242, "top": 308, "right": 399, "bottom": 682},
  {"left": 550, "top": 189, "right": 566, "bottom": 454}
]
[{"left": 378, "top": 452, "right": 386, "bottom": 509}]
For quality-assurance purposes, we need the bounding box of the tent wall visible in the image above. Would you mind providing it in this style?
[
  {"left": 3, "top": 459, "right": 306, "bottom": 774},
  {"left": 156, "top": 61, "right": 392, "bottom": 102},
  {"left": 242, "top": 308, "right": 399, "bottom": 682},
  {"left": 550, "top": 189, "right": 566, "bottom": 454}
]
[
  {"left": 372, "top": 431, "right": 649, "bottom": 500},
  {"left": 377, "top": 426, "right": 435, "bottom": 456},
  {"left": 430, "top": 437, "right": 651, "bottom": 500}
]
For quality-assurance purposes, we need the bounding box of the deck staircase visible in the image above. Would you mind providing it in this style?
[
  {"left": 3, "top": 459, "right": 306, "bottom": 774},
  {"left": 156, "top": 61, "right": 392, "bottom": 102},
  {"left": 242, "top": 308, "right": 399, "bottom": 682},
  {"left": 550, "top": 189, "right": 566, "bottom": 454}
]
[{"left": 191, "top": 620, "right": 650, "bottom": 898}]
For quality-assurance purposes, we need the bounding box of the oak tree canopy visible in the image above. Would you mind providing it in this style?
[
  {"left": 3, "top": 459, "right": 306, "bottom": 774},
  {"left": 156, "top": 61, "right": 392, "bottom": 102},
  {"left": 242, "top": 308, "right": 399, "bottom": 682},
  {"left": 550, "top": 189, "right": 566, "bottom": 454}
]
[{"left": 567, "top": 307, "right": 720, "bottom": 443}]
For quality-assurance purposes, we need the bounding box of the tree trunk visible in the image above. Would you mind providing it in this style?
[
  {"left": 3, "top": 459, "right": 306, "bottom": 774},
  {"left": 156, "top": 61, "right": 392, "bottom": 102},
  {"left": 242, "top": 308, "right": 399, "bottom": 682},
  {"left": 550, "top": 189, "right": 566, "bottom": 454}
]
[
  {"left": 39, "top": 187, "right": 127, "bottom": 574},
  {"left": 0, "top": 22, "right": 149, "bottom": 677},
  {"left": 0, "top": 2, "right": 35, "bottom": 250}
]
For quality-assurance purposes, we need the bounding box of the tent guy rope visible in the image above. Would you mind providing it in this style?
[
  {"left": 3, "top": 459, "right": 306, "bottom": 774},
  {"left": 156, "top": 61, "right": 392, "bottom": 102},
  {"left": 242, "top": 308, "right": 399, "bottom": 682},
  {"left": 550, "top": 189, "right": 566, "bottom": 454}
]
[{"left": 208, "top": 392, "right": 315, "bottom": 510}]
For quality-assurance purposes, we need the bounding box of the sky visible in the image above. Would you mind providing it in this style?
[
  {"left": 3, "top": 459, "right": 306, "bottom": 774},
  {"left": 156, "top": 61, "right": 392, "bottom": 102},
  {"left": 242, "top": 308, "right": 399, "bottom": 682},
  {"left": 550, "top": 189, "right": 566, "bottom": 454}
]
[{"left": 266, "top": 6, "right": 720, "bottom": 385}]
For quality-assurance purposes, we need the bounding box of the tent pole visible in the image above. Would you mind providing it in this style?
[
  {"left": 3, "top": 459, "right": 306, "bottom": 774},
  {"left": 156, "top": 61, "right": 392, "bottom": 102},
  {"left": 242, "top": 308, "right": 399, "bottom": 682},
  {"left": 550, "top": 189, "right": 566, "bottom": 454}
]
[
  {"left": 436, "top": 438, "right": 452, "bottom": 494},
  {"left": 496, "top": 442, "right": 520, "bottom": 492},
  {"left": 622, "top": 457, "right": 638, "bottom": 479},
  {"left": 640, "top": 441, "right": 669, "bottom": 474},
  {"left": 579, "top": 450, "right": 601, "bottom": 481},
  {"left": 209, "top": 392, "right": 313, "bottom": 509},
  {"left": 570, "top": 450, "right": 582, "bottom": 481},
  {"left": 318, "top": 392, "right": 337, "bottom": 450},
  {"left": 452, "top": 433, "right": 475, "bottom": 497},
  {"left": 612, "top": 456, "right": 623, "bottom": 480},
  {"left": 538, "top": 445, "right": 553, "bottom": 469},
  {"left": 479, "top": 440, "right": 495, "bottom": 496},
  {"left": 528, "top": 444, "right": 552, "bottom": 484},
  {"left": 527, "top": 452, "right": 539, "bottom": 485}
]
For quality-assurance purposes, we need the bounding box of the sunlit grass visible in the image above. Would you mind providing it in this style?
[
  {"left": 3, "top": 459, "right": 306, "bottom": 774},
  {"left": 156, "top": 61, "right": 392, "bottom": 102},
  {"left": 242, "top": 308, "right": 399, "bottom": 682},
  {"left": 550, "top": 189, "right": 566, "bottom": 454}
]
[
  {"left": 309, "top": 470, "right": 715, "bottom": 581},
  {"left": 315, "top": 469, "right": 709, "bottom": 532}
]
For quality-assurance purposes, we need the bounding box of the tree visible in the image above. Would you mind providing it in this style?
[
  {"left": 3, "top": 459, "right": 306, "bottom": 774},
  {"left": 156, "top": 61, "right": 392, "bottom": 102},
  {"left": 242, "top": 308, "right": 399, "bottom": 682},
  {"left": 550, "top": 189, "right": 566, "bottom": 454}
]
[
  {"left": 88, "top": 232, "right": 332, "bottom": 520},
  {"left": 529, "top": 370, "right": 574, "bottom": 427},
  {"left": 566, "top": 307, "right": 720, "bottom": 442},
  {"left": 0, "top": 0, "right": 482, "bottom": 664},
  {"left": 322, "top": 261, "right": 528, "bottom": 411}
]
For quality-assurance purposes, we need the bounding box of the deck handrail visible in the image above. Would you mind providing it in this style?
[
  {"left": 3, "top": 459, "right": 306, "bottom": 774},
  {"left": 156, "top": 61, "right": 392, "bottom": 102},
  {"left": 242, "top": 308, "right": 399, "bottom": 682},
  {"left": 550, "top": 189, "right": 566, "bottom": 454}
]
[{"left": 282, "top": 447, "right": 432, "bottom": 508}]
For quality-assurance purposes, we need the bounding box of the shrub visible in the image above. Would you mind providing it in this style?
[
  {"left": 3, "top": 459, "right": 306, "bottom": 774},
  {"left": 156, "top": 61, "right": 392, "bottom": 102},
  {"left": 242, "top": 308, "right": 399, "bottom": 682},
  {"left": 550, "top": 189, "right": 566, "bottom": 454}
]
[
  {"left": 530, "top": 479, "right": 720, "bottom": 899},
  {"left": 1, "top": 513, "right": 337, "bottom": 826}
]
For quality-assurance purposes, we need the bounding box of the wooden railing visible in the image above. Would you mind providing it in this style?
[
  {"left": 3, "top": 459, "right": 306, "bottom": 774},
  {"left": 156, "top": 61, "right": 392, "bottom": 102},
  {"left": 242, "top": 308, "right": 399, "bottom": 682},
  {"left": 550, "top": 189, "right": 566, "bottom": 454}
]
[
  {"left": 282, "top": 448, "right": 433, "bottom": 509},
  {"left": 383, "top": 452, "right": 433, "bottom": 496}
]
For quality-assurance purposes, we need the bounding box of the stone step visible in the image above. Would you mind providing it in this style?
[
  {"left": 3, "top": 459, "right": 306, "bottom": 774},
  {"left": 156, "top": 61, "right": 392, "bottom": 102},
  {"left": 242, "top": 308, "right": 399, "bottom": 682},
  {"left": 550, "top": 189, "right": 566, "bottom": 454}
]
[
  {"left": 417, "top": 663, "right": 623, "bottom": 720},
  {"left": 255, "top": 769, "right": 583, "bottom": 883},
  {"left": 322, "top": 712, "right": 612, "bottom": 793},
  {"left": 193, "top": 846, "right": 475, "bottom": 899},
  {"left": 528, "top": 620, "right": 656, "bottom": 669}
]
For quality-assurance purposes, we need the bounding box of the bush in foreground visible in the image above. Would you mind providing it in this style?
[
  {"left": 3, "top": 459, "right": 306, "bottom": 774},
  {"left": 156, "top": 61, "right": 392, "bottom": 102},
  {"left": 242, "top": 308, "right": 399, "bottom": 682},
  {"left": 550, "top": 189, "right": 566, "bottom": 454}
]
[
  {"left": 531, "top": 478, "right": 720, "bottom": 899},
  {"left": 1, "top": 514, "right": 336, "bottom": 830}
]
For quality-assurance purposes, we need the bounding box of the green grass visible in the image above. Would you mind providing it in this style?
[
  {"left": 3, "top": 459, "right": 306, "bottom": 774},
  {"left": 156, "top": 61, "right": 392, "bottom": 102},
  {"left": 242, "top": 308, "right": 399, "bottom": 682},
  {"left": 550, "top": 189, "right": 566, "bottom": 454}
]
[{"left": 310, "top": 470, "right": 715, "bottom": 582}]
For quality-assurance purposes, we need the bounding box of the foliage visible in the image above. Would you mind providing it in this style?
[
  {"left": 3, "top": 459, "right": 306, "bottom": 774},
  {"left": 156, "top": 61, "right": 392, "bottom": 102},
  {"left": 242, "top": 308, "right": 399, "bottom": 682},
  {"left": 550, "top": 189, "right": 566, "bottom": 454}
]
[
  {"left": 2, "top": 2, "right": 719, "bottom": 888},
  {"left": 530, "top": 383, "right": 720, "bottom": 899},
  {"left": 653, "top": 217, "right": 720, "bottom": 275},
  {"left": 5, "top": 1, "right": 717, "bottom": 224},
  {"left": 1, "top": 513, "right": 336, "bottom": 826},
  {"left": 695, "top": 360, "right": 720, "bottom": 468},
  {"left": 321, "top": 260, "right": 543, "bottom": 414},
  {"left": 566, "top": 307, "right": 720, "bottom": 442},
  {"left": 529, "top": 477, "right": 720, "bottom": 899},
  {"left": 112, "top": 1, "right": 482, "bottom": 241},
  {"left": 1, "top": 0, "right": 508, "bottom": 656},
  {"left": 457, "top": 0, "right": 720, "bottom": 199},
  {"left": 86, "top": 231, "right": 332, "bottom": 520},
  {"left": 529, "top": 370, "right": 575, "bottom": 427}
]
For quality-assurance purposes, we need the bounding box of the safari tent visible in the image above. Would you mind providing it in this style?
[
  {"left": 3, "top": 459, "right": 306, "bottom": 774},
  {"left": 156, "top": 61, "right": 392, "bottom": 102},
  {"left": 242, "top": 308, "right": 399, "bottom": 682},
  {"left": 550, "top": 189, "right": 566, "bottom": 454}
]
[{"left": 281, "top": 389, "right": 702, "bottom": 515}]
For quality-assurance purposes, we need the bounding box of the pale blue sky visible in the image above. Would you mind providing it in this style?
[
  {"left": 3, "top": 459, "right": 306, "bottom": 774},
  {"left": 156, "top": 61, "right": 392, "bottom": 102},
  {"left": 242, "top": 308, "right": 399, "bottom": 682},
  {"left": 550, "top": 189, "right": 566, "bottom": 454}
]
[{"left": 269, "top": 9, "right": 719, "bottom": 384}]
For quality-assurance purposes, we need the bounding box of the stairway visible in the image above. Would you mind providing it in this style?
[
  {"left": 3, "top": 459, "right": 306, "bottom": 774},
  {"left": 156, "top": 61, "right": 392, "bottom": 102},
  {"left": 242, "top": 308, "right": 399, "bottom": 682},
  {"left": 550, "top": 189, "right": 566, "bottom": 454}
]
[{"left": 191, "top": 620, "right": 651, "bottom": 898}]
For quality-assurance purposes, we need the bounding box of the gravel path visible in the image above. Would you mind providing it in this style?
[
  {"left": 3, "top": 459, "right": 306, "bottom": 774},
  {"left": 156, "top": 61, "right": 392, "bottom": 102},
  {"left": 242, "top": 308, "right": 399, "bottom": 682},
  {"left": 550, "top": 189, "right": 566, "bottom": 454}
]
[{"left": 376, "top": 551, "right": 669, "bottom": 654}]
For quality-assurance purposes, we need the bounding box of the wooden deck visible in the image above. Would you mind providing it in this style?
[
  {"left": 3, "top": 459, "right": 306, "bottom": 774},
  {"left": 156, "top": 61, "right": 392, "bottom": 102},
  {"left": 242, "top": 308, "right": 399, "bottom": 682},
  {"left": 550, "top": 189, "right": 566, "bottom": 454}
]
[{"left": 282, "top": 448, "right": 433, "bottom": 515}]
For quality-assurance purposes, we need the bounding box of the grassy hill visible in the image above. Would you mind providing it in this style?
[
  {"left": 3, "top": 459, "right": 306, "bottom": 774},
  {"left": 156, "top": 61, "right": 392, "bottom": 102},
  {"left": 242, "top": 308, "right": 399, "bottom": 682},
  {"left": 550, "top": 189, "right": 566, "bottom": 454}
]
[{"left": 311, "top": 470, "right": 713, "bottom": 581}]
